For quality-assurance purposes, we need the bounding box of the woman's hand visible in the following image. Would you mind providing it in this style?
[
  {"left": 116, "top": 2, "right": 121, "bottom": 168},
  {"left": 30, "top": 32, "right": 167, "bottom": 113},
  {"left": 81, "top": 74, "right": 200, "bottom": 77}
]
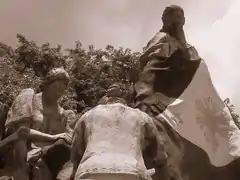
[
  {"left": 27, "top": 148, "right": 42, "bottom": 163},
  {"left": 53, "top": 133, "right": 72, "bottom": 144}
]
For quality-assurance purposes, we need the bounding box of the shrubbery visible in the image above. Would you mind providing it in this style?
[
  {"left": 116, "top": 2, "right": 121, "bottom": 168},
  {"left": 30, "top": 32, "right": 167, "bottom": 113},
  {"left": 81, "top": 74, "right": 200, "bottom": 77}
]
[
  {"left": 0, "top": 34, "right": 140, "bottom": 114},
  {"left": 0, "top": 34, "right": 239, "bottom": 128}
]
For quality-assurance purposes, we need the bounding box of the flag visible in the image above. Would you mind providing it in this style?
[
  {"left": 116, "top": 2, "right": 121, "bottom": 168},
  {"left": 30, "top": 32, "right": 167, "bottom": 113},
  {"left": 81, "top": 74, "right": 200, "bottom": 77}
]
[
  {"left": 158, "top": 60, "right": 240, "bottom": 167},
  {"left": 134, "top": 31, "right": 240, "bottom": 179}
]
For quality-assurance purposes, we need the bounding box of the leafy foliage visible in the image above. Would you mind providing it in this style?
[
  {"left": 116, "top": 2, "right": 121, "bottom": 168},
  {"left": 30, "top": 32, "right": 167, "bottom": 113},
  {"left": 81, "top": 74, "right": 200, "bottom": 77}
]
[
  {"left": 0, "top": 34, "right": 140, "bottom": 114},
  {"left": 0, "top": 42, "right": 14, "bottom": 58},
  {"left": 1, "top": 34, "right": 239, "bottom": 126},
  {"left": 1, "top": 34, "right": 240, "bottom": 180},
  {"left": 67, "top": 42, "right": 140, "bottom": 109},
  {"left": 15, "top": 34, "right": 66, "bottom": 77}
]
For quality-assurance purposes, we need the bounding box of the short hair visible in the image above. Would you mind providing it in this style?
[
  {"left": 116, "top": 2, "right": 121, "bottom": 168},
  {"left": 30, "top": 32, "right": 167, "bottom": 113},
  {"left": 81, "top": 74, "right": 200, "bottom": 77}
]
[{"left": 161, "top": 5, "right": 184, "bottom": 26}]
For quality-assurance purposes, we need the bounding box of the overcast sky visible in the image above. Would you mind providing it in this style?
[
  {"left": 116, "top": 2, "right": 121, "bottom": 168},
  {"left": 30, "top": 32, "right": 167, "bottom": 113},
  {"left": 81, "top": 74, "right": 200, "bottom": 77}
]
[{"left": 1, "top": 0, "right": 240, "bottom": 110}]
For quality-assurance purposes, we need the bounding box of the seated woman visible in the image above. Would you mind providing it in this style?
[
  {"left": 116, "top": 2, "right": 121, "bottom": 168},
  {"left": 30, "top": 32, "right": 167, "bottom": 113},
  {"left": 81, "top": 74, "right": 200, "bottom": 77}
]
[{"left": 1, "top": 68, "right": 76, "bottom": 180}]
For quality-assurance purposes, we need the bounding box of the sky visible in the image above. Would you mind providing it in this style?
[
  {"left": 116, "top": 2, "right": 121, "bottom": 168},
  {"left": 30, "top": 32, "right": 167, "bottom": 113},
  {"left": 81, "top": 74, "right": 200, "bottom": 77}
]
[{"left": 0, "top": 0, "right": 240, "bottom": 110}]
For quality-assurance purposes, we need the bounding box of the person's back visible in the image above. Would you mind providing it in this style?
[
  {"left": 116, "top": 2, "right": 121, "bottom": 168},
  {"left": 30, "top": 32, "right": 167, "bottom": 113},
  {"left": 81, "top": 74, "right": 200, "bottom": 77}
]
[{"left": 71, "top": 103, "right": 166, "bottom": 180}]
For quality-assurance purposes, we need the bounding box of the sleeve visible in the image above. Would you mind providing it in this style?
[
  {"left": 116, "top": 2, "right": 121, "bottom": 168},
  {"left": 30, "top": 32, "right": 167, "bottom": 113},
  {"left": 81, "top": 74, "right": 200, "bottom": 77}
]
[
  {"left": 143, "top": 115, "right": 168, "bottom": 168},
  {"left": 5, "top": 88, "right": 35, "bottom": 129},
  {"left": 139, "top": 32, "right": 170, "bottom": 70}
]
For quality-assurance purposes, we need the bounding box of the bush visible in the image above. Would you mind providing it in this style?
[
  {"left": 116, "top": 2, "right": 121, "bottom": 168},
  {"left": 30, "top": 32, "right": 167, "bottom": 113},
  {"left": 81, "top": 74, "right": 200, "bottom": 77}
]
[
  {"left": 0, "top": 34, "right": 239, "bottom": 127},
  {"left": 0, "top": 34, "right": 141, "bottom": 113}
]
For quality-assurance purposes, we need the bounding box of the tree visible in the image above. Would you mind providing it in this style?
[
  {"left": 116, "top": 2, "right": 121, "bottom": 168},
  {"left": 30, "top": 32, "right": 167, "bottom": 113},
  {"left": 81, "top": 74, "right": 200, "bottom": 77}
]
[
  {"left": 0, "top": 34, "right": 141, "bottom": 113},
  {"left": 15, "top": 34, "right": 66, "bottom": 77}
]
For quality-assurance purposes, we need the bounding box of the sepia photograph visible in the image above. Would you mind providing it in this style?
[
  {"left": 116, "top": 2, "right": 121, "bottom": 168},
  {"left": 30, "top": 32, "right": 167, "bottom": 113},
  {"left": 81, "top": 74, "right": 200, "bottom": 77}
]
[{"left": 0, "top": 0, "right": 239, "bottom": 180}]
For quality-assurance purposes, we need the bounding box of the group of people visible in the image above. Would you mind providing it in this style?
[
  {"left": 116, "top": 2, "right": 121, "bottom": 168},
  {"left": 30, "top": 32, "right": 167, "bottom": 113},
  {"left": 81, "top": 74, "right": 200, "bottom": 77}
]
[
  {"left": 0, "top": 66, "right": 166, "bottom": 180},
  {"left": 0, "top": 4, "right": 227, "bottom": 180}
]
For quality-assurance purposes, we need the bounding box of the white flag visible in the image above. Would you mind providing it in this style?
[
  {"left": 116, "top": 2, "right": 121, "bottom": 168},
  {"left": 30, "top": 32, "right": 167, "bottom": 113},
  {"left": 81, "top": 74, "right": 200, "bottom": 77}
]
[{"left": 158, "top": 60, "right": 240, "bottom": 166}]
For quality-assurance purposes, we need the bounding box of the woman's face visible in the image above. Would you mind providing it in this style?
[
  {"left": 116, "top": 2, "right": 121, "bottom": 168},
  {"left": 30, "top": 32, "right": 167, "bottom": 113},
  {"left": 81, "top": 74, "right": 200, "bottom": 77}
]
[{"left": 46, "top": 80, "right": 68, "bottom": 99}]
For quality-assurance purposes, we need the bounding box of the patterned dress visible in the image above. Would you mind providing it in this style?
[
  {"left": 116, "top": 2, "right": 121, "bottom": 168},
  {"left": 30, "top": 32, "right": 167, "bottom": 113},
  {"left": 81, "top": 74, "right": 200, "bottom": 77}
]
[{"left": 5, "top": 88, "right": 76, "bottom": 180}]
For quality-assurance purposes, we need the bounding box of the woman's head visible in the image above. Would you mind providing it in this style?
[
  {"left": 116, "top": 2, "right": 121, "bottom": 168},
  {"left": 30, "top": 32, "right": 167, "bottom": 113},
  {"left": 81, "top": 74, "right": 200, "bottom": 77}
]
[
  {"left": 45, "top": 68, "right": 70, "bottom": 86},
  {"left": 42, "top": 68, "right": 70, "bottom": 100},
  {"left": 106, "top": 83, "right": 122, "bottom": 97}
]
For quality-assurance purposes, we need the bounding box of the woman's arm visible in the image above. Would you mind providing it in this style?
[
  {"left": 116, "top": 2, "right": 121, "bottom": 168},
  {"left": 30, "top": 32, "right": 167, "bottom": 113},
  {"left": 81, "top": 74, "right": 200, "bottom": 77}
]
[
  {"left": 17, "top": 126, "right": 59, "bottom": 143},
  {"left": 0, "top": 126, "right": 60, "bottom": 149}
]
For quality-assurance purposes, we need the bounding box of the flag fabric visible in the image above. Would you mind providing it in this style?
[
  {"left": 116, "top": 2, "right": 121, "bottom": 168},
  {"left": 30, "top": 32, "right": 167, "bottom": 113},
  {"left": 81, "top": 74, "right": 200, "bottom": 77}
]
[
  {"left": 134, "top": 30, "right": 240, "bottom": 167},
  {"left": 158, "top": 60, "right": 240, "bottom": 167},
  {"left": 134, "top": 31, "right": 240, "bottom": 179}
]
